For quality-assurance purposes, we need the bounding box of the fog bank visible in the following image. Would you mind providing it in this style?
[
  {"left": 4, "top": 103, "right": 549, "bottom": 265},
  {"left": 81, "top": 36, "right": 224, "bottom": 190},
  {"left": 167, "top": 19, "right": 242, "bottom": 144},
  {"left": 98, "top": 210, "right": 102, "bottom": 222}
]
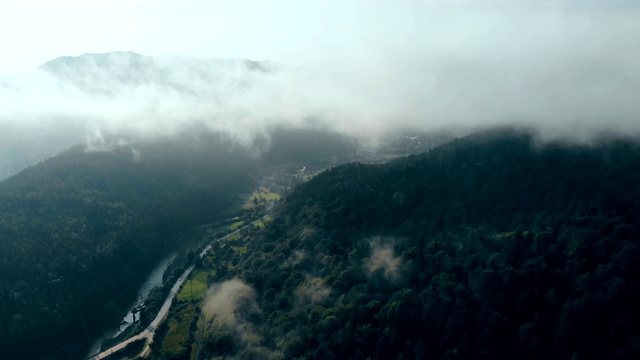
[{"left": 1, "top": 3, "right": 639, "bottom": 177}]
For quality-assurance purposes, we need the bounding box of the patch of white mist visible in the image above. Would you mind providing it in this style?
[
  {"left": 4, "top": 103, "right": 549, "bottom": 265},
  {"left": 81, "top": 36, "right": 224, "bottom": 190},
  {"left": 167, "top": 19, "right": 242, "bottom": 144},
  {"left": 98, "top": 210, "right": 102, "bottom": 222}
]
[{"left": 365, "top": 237, "right": 401, "bottom": 282}]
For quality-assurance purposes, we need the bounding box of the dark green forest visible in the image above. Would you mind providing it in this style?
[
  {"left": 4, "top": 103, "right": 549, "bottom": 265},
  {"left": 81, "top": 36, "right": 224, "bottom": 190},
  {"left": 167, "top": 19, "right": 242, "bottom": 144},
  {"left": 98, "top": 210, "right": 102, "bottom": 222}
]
[
  {"left": 0, "top": 133, "right": 257, "bottom": 359},
  {"left": 3, "top": 128, "right": 640, "bottom": 359},
  {"left": 0, "top": 127, "right": 362, "bottom": 360},
  {"left": 189, "top": 130, "right": 640, "bottom": 360}
]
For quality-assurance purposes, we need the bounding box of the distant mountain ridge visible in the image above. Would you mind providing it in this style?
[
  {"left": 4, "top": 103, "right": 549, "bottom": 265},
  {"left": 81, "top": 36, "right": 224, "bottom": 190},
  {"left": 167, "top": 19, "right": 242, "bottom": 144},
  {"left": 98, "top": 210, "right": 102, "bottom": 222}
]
[
  {"left": 37, "top": 51, "right": 279, "bottom": 96},
  {"left": 0, "top": 51, "right": 283, "bottom": 180}
]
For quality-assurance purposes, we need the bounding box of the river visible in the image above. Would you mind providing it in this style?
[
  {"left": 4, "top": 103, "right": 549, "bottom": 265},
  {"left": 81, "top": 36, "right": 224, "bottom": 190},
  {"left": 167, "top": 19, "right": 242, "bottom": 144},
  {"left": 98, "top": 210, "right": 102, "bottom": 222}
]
[{"left": 86, "top": 252, "right": 177, "bottom": 356}]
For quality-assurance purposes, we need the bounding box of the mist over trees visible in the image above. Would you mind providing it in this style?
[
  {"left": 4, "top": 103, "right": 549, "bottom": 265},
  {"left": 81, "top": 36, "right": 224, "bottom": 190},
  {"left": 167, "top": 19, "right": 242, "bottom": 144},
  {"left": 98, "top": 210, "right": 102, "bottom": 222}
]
[
  {"left": 0, "top": 134, "right": 250, "bottom": 359},
  {"left": 184, "top": 130, "right": 640, "bottom": 359},
  {"left": 0, "top": 125, "right": 371, "bottom": 359},
  {"left": 1, "top": 50, "right": 638, "bottom": 358},
  {"left": 2, "top": 125, "right": 639, "bottom": 359},
  {"left": 1, "top": 2, "right": 640, "bottom": 359},
  {"left": 3, "top": 28, "right": 640, "bottom": 179}
]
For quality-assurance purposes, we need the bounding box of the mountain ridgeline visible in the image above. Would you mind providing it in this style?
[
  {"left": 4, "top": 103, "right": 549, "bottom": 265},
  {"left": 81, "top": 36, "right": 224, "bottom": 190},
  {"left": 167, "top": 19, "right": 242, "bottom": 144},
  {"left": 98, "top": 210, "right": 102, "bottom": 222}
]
[
  {"left": 183, "top": 130, "right": 640, "bottom": 360},
  {"left": 0, "top": 51, "right": 281, "bottom": 181},
  {"left": 38, "top": 51, "right": 277, "bottom": 96},
  {"left": 0, "top": 127, "right": 362, "bottom": 359},
  {"left": 2, "top": 128, "right": 639, "bottom": 359}
]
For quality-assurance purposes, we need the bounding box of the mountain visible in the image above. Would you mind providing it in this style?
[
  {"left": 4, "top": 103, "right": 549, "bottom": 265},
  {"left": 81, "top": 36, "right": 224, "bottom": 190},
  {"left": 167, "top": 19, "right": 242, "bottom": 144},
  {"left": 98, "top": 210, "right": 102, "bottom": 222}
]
[
  {"left": 0, "top": 51, "right": 461, "bottom": 359},
  {"left": 0, "top": 51, "right": 451, "bottom": 181},
  {"left": 38, "top": 51, "right": 278, "bottom": 96},
  {"left": 159, "top": 129, "right": 640, "bottom": 360},
  {"left": 0, "top": 131, "right": 260, "bottom": 359},
  {"left": 0, "top": 123, "right": 377, "bottom": 359},
  {"left": 0, "top": 52, "right": 281, "bottom": 181}
]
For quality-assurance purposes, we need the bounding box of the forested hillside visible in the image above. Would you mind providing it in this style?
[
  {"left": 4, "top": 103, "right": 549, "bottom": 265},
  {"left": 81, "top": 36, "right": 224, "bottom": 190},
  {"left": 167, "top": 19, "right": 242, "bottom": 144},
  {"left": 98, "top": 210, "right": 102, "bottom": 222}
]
[
  {"left": 0, "top": 127, "right": 366, "bottom": 360},
  {"left": 191, "top": 130, "right": 640, "bottom": 360},
  {"left": 0, "top": 133, "right": 257, "bottom": 359}
]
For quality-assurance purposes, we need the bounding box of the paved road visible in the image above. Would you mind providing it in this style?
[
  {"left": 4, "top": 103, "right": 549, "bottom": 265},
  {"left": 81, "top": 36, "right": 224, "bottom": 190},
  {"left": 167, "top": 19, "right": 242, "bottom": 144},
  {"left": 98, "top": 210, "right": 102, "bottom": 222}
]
[
  {"left": 92, "top": 265, "right": 194, "bottom": 359},
  {"left": 91, "top": 215, "right": 267, "bottom": 359},
  {"left": 199, "top": 215, "right": 267, "bottom": 258}
]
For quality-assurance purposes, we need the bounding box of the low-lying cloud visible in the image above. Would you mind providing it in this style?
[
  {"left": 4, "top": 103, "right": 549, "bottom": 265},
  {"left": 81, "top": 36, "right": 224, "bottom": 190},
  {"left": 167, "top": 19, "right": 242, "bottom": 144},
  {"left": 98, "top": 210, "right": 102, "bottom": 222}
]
[
  {"left": 295, "top": 276, "right": 332, "bottom": 307},
  {"left": 1, "top": 2, "right": 640, "bottom": 178},
  {"left": 365, "top": 238, "right": 401, "bottom": 282},
  {"left": 280, "top": 250, "right": 307, "bottom": 269},
  {"left": 204, "top": 278, "right": 260, "bottom": 329},
  {"left": 202, "top": 278, "right": 282, "bottom": 359}
]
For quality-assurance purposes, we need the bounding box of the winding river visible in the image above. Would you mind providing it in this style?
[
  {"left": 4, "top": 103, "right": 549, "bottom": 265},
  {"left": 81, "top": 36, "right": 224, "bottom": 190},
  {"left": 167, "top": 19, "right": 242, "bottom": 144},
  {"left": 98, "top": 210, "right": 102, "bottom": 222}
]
[{"left": 86, "top": 252, "right": 177, "bottom": 356}]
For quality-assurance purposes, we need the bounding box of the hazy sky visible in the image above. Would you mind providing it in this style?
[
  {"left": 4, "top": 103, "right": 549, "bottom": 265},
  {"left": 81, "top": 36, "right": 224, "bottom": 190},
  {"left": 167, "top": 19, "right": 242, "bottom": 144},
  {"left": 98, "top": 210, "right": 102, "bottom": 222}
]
[
  {"left": 1, "top": 0, "right": 426, "bottom": 76},
  {"left": 1, "top": 0, "right": 640, "bottom": 174},
  {"left": 1, "top": 0, "right": 635, "bottom": 75}
]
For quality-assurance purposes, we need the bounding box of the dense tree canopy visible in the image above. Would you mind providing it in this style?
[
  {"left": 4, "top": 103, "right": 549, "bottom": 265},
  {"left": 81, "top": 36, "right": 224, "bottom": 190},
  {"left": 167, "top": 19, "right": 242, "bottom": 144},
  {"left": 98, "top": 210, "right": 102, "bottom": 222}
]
[
  {"left": 0, "top": 136, "right": 254, "bottom": 359},
  {"left": 5, "top": 128, "right": 640, "bottom": 359},
  {"left": 0, "top": 127, "right": 363, "bottom": 359},
  {"left": 220, "top": 130, "right": 640, "bottom": 359}
]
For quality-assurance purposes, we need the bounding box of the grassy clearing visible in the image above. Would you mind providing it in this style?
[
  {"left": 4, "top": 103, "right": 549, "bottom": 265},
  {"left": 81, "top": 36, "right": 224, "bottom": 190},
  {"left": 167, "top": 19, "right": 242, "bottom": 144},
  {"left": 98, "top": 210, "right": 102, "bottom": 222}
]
[
  {"left": 228, "top": 221, "right": 245, "bottom": 231},
  {"left": 243, "top": 187, "right": 281, "bottom": 209},
  {"left": 177, "top": 270, "right": 216, "bottom": 302},
  {"left": 253, "top": 215, "right": 272, "bottom": 229},
  {"left": 227, "top": 232, "right": 241, "bottom": 242},
  {"left": 161, "top": 304, "right": 197, "bottom": 357},
  {"left": 301, "top": 171, "right": 321, "bottom": 182},
  {"left": 231, "top": 245, "right": 248, "bottom": 254}
]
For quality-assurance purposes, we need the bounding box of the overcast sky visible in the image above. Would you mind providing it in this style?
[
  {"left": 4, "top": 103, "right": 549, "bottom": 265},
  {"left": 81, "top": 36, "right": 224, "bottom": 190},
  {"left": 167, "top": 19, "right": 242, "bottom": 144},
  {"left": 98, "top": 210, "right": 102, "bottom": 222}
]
[
  {"left": 1, "top": 0, "right": 419, "bottom": 75},
  {"left": 0, "top": 1, "right": 635, "bottom": 74},
  {"left": 1, "top": 0, "right": 640, "bottom": 164}
]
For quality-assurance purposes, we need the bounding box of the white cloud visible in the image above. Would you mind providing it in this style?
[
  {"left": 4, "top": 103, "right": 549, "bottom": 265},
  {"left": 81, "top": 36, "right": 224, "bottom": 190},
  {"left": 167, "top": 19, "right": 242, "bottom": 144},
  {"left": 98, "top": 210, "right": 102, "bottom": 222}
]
[
  {"left": 1, "top": 1, "right": 640, "bottom": 178},
  {"left": 366, "top": 238, "right": 401, "bottom": 281}
]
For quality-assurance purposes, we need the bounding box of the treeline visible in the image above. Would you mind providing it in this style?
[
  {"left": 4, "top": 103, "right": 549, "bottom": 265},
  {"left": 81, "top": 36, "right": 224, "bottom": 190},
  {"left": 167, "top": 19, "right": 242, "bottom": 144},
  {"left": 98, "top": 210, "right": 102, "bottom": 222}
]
[{"left": 211, "top": 129, "right": 640, "bottom": 359}]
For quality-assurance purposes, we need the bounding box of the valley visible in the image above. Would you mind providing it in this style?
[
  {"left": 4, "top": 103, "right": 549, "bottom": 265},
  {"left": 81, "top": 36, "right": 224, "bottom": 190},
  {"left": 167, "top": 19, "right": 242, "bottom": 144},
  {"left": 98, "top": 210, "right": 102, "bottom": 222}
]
[
  {"left": 81, "top": 130, "right": 640, "bottom": 360},
  {"left": 0, "top": 117, "right": 431, "bottom": 359},
  {"left": 2, "top": 3, "right": 640, "bottom": 359}
]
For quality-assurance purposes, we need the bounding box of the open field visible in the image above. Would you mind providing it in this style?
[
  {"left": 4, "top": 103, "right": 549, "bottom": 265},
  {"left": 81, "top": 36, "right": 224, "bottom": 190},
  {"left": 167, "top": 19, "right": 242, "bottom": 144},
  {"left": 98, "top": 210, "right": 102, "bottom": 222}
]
[
  {"left": 253, "top": 215, "right": 272, "bottom": 229},
  {"left": 243, "top": 187, "right": 281, "bottom": 209},
  {"left": 177, "top": 270, "right": 216, "bottom": 302},
  {"left": 230, "top": 245, "right": 248, "bottom": 254},
  {"left": 228, "top": 221, "right": 245, "bottom": 231},
  {"left": 300, "top": 171, "right": 321, "bottom": 182},
  {"left": 161, "top": 304, "right": 198, "bottom": 358}
]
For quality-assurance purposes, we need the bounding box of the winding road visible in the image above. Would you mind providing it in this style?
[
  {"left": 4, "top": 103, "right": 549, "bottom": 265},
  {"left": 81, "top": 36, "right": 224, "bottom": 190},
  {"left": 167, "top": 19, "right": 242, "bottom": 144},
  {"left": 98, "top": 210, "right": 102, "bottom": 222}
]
[
  {"left": 89, "top": 215, "right": 267, "bottom": 359},
  {"left": 92, "top": 265, "right": 194, "bottom": 359}
]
